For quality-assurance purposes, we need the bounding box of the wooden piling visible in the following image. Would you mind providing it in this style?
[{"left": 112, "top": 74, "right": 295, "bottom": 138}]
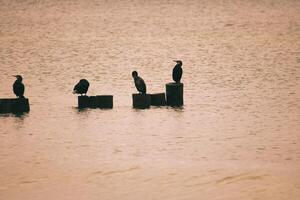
[
  {"left": 97, "top": 95, "right": 113, "bottom": 109},
  {"left": 0, "top": 98, "right": 30, "bottom": 113},
  {"left": 78, "top": 95, "right": 113, "bottom": 109},
  {"left": 132, "top": 94, "right": 151, "bottom": 109},
  {"left": 78, "top": 96, "right": 90, "bottom": 109},
  {"left": 150, "top": 93, "right": 166, "bottom": 106},
  {"left": 89, "top": 96, "right": 98, "bottom": 108},
  {"left": 166, "top": 83, "right": 184, "bottom": 106}
]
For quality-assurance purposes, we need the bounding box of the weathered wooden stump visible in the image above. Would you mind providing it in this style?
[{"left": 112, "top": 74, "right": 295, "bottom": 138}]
[
  {"left": 150, "top": 93, "right": 166, "bottom": 106},
  {"left": 78, "top": 95, "right": 113, "bottom": 109},
  {"left": 78, "top": 96, "right": 90, "bottom": 109},
  {"left": 97, "top": 95, "right": 113, "bottom": 108},
  {"left": 132, "top": 94, "right": 151, "bottom": 109},
  {"left": 166, "top": 83, "right": 184, "bottom": 106},
  {"left": 0, "top": 98, "right": 30, "bottom": 113},
  {"left": 89, "top": 96, "right": 98, "bottom": 108}
]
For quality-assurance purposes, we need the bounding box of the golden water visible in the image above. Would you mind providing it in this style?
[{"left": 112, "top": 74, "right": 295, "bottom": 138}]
[{"left": 0, "top": 0, "right": 299, "bottom": 199}]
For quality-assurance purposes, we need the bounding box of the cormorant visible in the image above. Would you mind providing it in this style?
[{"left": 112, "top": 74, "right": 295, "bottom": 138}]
[
  {"left": 13, "top": 75, "right": 25, "bottom": 98},
  {"left": 73, "top": 79, "right": 90, "bottom": 95},
  {"left": 172, "top": 60, "right": 183, "bottom": 83},
  {"left": 132, "top": 71, "right": 146, "bottom": 94}
]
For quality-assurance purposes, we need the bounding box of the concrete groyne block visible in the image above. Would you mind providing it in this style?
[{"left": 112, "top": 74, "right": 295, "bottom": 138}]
[
  {"left": 150, "top": 93, "right": 166, "bottom": 106},
  {"left": 0, "top": 98, "right": 30, "bottom": 113},
  {"left": 166, "top": 83, "right": 184, "bottom": 106},
  {"left": 132, "top": 94, "right": 151, "bottom": 109}
]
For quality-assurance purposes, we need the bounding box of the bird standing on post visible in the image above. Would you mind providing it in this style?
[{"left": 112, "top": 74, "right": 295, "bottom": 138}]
[
  {"left": 13, "top": 75, "right": 25, "bottom": 98},
  {"left": 73, "top": 79, "right": 90, "bottom": 95},
  {"left": 172, "top": 60, "right": 183, "bottom": 83},
  {"left": 132, "top": 71, "right": 146, "bottom": 94}
]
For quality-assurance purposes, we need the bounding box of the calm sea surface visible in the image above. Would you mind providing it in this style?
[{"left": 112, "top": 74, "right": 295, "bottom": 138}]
[{"left": 0, "top": 0, "right": 299, "bottom": 199}]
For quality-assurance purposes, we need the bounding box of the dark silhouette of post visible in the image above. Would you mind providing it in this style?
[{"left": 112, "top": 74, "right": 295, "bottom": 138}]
[
  {"left": 78, "top": 95, "right": 113, "bottom": 109},
  {"left": 0, "top": 98, "right": 30, "bottom": 113},
  {"left": 150, "top": 93, "right": 166, "bottom": 106},
  {"left": 78, "top": 96, "right": 90, "bottom": 108},
  {"left": 166, "top": 83, "right": 183, "bottom": 106},
  {"left": 132, "top": 94, "right": 151, "bottom": 109},
  {"left": 97, "top": 95, "right": 113, "bottom": 108},
  {"left": 89, "top": 96, "right": 98, "bottom": 108}
]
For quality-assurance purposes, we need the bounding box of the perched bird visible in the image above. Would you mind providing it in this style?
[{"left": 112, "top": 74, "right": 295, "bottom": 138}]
[
  {"left": 13, "top": 75, "right": 25, "bottom": 98},
  {"left": 132, "top": 71, "right": 146, "bottom": 94},
  {"left": 73, "top": 79, "right": 90, "bottom": 95},
  {"left": 172, "top": 60, "right": 183, "bottom": 83}
]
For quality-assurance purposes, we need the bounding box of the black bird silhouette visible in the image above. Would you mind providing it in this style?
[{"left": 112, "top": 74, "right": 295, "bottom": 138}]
[
  {"left": 172, "top": 60, "right": 183, "bottom": 83},
  {"left": 13, "top": 75, "right": 25, "bottom": 98},
  {"left": 132, "top": 71, "right": 146, "bottom": 94},
  {"left": 73, "top": 79, "right": 90, "bottom": 95}
]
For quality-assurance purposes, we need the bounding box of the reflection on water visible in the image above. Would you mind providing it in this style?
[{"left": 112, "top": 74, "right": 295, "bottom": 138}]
[{"left": 0, "top": 0, "right": 300, "bottom": 199}]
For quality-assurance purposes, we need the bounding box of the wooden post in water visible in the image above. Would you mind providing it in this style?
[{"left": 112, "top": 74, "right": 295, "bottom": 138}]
[
  {"left": 89, "top": 96, "right": 98, "bottom": 108},
  {"left": 150, "top": 93, "right": 166, "bottom": 106},
  {"left": 0, "top": 98, "right": 30, "bottom": 113},
  {"left": 166, "top": 83, "right": 184, "bottom": 106},
  {"left": 78, "top": 95, "right": 113, "bottom": 109},
  {"left": 78, "top": 96, "right": 90, "bottom": 109},
  {"left": 97, "top": 95, "right": 113, "bottom": 109},
  {"left": 132, "top": 94, "right": 151, "bottom": 109}
]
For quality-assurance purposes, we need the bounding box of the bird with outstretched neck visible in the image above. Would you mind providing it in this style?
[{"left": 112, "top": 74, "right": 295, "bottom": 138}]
[
  {"left": 13, "top": 75, "right": 25, "bottom": 98},
  {"left": 172, "top": 60, "right": 183, "bottom": 83},
  {"left": 132, "top": 71, "right": 147, "bottom": 94},
  {"left": 73, "top": 79, "right": 90, "bottom": 96}
]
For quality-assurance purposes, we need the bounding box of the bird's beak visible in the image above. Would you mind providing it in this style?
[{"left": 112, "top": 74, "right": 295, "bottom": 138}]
[{"left": 173, "top": 60, "right": 177, "bottom": 63}]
